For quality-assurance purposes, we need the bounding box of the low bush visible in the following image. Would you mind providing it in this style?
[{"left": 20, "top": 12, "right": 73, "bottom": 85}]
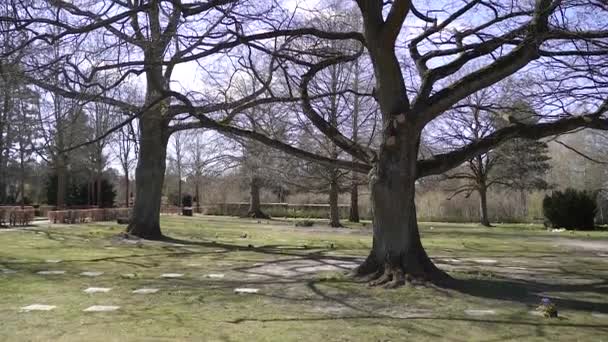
[
  {"left": 543, "top": 188, "right": 597, "bottom": 230},
  {"left": 0, "top": 207, "right": 35, "bottom": 227},
  {"left": 48, "top": 208, "right": 134, "bottom": 224}
]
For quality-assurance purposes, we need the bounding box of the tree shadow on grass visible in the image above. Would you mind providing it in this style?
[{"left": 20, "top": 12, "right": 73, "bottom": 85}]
[{"left": 445, "top": 274, "right": 608, "bottom": 314}]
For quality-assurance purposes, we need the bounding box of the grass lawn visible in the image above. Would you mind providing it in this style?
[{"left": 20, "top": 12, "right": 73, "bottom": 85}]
[{"left": 1, "top": 215, "right": 607, "bottom": 341}]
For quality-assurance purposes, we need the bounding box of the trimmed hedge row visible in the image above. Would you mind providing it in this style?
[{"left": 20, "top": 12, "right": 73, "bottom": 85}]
[
  {"left": 48, "top": 208, "right": 132, "bottom": 224},
  {"left": 0, "top": 206, "right": 35, "bottom": 227},
  {"left": 203, "top": 202, "right": 351, "bottom": 219},
  {"left": 47, "top": 205, "right": 181, "bottom": 224}
]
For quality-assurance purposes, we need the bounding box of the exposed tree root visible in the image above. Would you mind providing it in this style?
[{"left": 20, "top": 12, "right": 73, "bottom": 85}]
[
  {"left": 351, "top": 251, "right": 453, "bottom": 288},
  {"left": 126, "top": 224, "right": 164, "bottom": 240}
]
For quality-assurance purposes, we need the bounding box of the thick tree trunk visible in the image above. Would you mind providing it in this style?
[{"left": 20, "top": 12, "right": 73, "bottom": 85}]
[
  {"left": 353, "top": 134, "right": 450, "bottom": 287},
  {"left": 478, "top": 184, "right": 492, "bottom": 227},
  {"left": 329, "top": 173, "right": 341, "bottom": 227},
  {"left": 127, "top": 114, "right": 167, "bottom": 239},
  {"left": 248, "top": 176, "right": 269, "bottom": 219},
  {"left": 349, "top": 177, "right": 360, "bottom": 222}
]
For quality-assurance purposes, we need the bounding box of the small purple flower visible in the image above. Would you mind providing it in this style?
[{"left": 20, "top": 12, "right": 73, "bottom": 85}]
[{"left": 541, "top": 297, "right": 551, "bottom": 305}]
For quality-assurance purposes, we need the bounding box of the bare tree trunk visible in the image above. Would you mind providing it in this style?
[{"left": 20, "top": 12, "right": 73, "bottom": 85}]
[
  {"left": 520, "top": 189, "right": 527, "bottom": 219},
  {"left": 127, "top": 111, "right": 167, "bottom": 239},
  {"left": 19, "top": 149, "right": 25, "bottom": 208},
  {"left": 97, "top": 160, "right": 103, "bottom": 207},
  {"left": 248, "top": 176, "right": 269, "bottom": 219},
  {"left": 349, "top": 181, "right": 359, "bottom": 222},
  {"left": 349, "top": 58, "right": 360, "bottom": 223},
  {"left": 478, "top": 183, "right": 492, "bottom": 227},
  {"left": 56, "top": 156, "right": 67, "bottom": 209},
  {"left": 329, "top": 171, "right": 341, "bottom": 227},
  {"left": 195, "top": 179, "right": 201, "bottom": 213},
  {"left": 124, "top": 173, "right": 129, "bottom": 208},
  {"left": 353, "top": 134, "right": 449, "bottom": 287}
]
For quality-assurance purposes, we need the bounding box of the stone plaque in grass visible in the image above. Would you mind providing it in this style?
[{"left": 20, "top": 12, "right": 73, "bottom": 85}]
[
  {"left": 234, "top": 288, "right": 259, "bottom": 294},
  {"left": 464, "top": 309, "right": 496, "bottom": 316},
  {"left": 37, "top": 270, "right": 66, "bottom": 275},
  {"left": 132, "top": 288, "right": 159, "bottom": 294},
  {"left": 83, "top": 305, "right": 120, "bottom": 312},
  {"left": 80, "top": 271, "right": 104, "bottom": 277},
  {"left": 160, "top": 273, "right": 184, "bottom": 278},
  {"left": 21, "top": 304, "right": 56, "bottom": 312},
  {"left": 84, "top": 287, "right": 112, "bottom": 293}
]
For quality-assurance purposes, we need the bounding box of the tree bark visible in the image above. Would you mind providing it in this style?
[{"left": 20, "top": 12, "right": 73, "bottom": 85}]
[
  {"left": 195, "top": 179, "right": 201, "bottom": 213},
  {"left": 349, "top": 178, "right": 360, "bottom": 223},
  {"left": 56, "top": 156, "right": 67, "bottom": 209},
  {"left": 329, "top": 173, "right": 341, "bottom": 227},
  {"left": 127, "top": 110, "right": 168, "bottom": 239},
  {"left": 478, "top": 183, "right": 492, "bottom": 227},
  {"left": 124, "top": 173, "right": 129, "bottom": 208},
  {"left": 248, "top": 176, "right": 269, "bottom": 219},
  {"left": 96, "top": 160, "right": 103, "bottom": 207},
  {"left": 353, "top": 133, "right": 449, "bottom": 287}
]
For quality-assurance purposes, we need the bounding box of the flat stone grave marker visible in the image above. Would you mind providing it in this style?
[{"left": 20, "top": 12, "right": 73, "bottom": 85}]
[
  {"left": 186, "top": 263, "right": 201, "bottom": 267},
  {"left": 464, "top": 309, "right": 496, "bottom": 316},
  {"left": 80, "top": 271, "right": 104, "bottom": 277},
  {"left": 84, "top": 287, "right": 112, "bottom": 294},
  {"left": 592, "top": 312, "right": 608, "bottom": 318},
  {"left": 132, "top": 288, "right": 159, "bottom": 294},
  {"left": 205, "top": 273, "right": 224, "bottom": 279},
  {"left": 20, "top": 304, "right": 56, "bottom": 312},
  {"left": 45, "top": 259, "right": 62, "bottom": 263},
  {"left": 37, "top": 270, "right": 66, "bottom": 275},
  {"left": 473, "top": 259, "right": 498, "bottom": 264},
  {"left": 529, "top": 310, "right": 544, "bottom": 317},
  {"left": 234, "top": 288, "right": 259, "bottom": 294},
  {"left": 160, "top": 273, "right": 184, "bottom": 278},
  {"left": 121, "top": 273, "right": 136, "bottom": 278},
  {"left": 83, "top": 305, "right": 120, "bottom": 312}
]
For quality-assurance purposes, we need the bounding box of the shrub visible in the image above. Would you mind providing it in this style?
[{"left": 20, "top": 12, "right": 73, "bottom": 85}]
[
  {"left": 182, "top": 194, "right": 193, "bottom": 207},
  {"left": 543, "top": 188, "right": 597, "bottom": 230},
  {"left": 48, "top": 208, "right": 134, "bottom": 224}
]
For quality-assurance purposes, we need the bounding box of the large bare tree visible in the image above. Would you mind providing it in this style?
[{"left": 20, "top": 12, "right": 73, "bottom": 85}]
[{"left": 4, "top": 0, "right": 608, "bottom": 288}]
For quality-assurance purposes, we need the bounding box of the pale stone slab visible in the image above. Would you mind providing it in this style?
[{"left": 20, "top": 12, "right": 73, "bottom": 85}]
[
  {"left": 205, "top": 273, "right": 224, "bottom": 279},
  {"left": 37, "top": 270, "right": 66, "bottom": 275},
  {"left": 444, "top": 258, "right": 462, "bottom": 263},
  {"left": 160, "top": 273, "right": 184, "bottom": 278},
  {"left": 83, "top": 305, "right": 120, "bottom": 312},
  {"left": 21, "top": 304, "right": 56, "bottom": 312},
  {"left": 234, "top": 288, "right": 259, "bottom": 294},
  {"left": 121, "top": 273, "right": 136, "bottom": 278},
  {"left": 465, "top": 309, "right": 496, "bottom": 316},
  {"left": 132, "top": 288, "right": 159, "bottom": 294},
  {"left": 473, "top": 259, "right": 498, "bottom": 264},
  {"left": 45, "top": 259, "right": 63, "bottom": 263},
  {"left": 529, "top": 310, "right": 544, "bottom": 316},
  {"left": 592, "top": 312, "right": 608, "bottom": 318},
  {"left": 80, "top": 271, "right": 104, "bottom": 277},
  {"left": 84, "top": 287, "right": 112, "bottom": 294},
  {"left": 186, "top": 263, "right": 202, "bottom": 267}
]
